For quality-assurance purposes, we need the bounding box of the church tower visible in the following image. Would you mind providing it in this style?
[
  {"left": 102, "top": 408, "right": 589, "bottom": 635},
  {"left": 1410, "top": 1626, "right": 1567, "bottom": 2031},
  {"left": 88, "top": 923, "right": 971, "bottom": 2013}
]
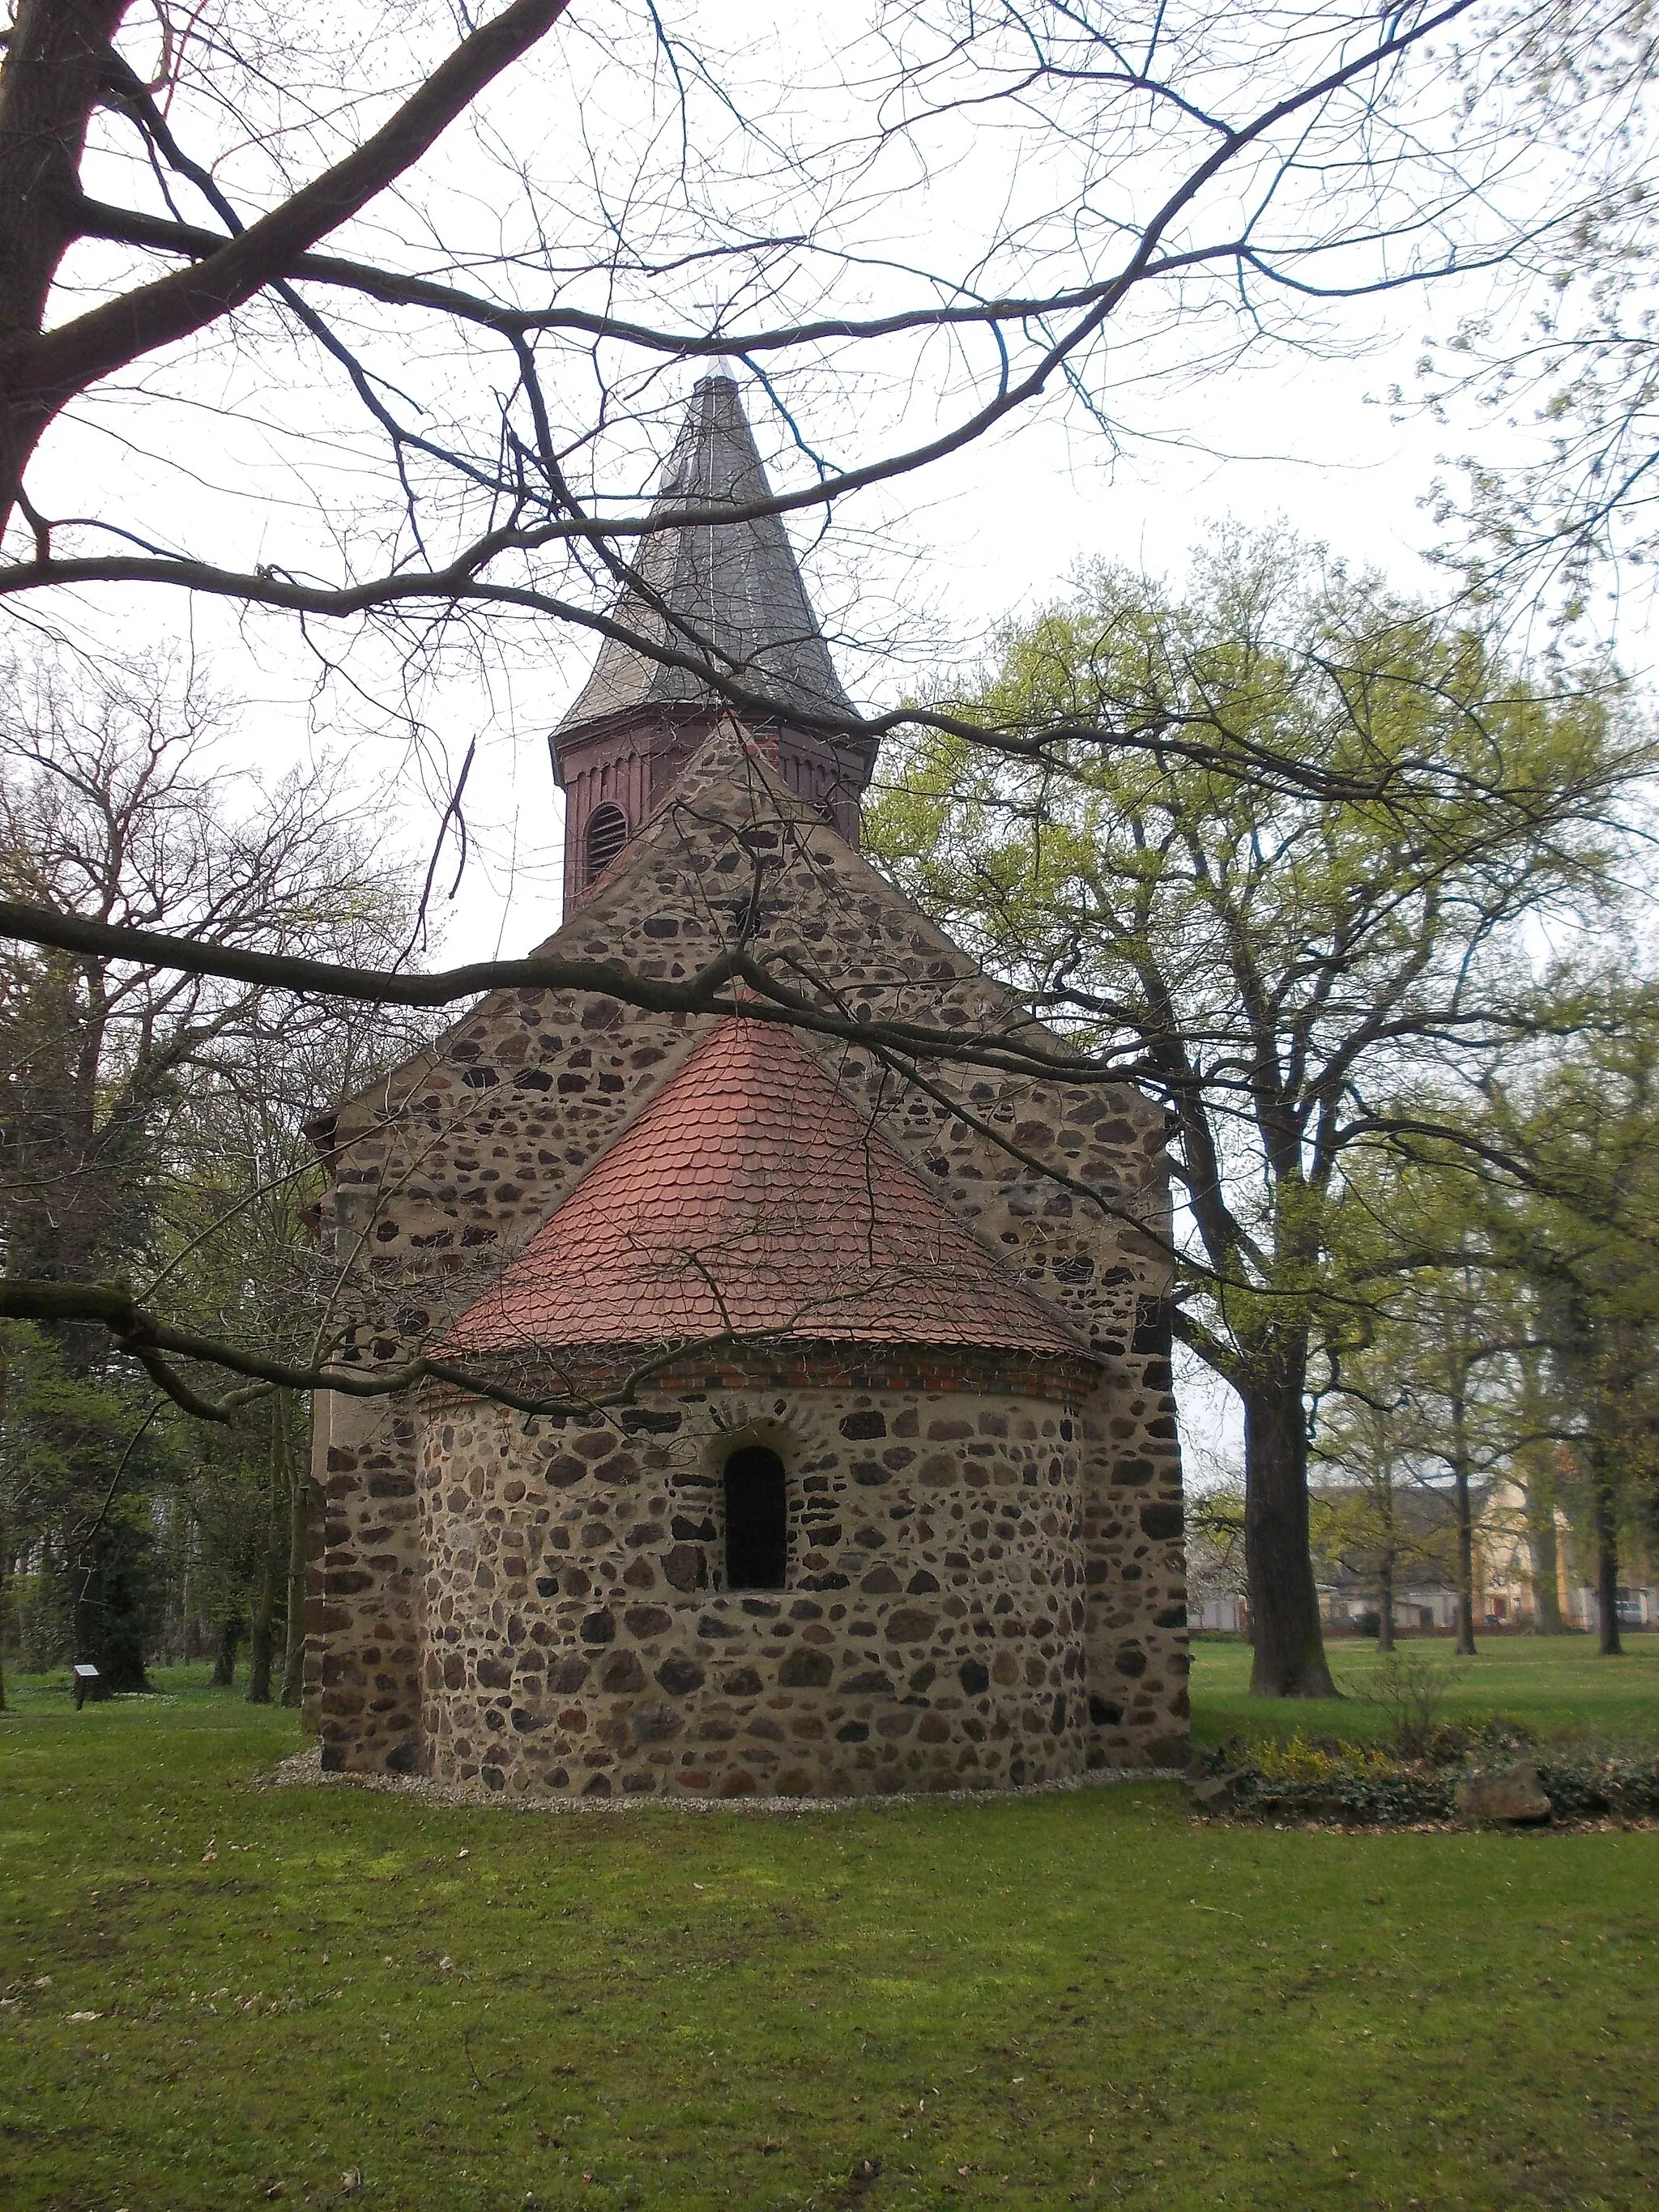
[{"left": 550, "top": 373, "right": 876, "bottom": 906}]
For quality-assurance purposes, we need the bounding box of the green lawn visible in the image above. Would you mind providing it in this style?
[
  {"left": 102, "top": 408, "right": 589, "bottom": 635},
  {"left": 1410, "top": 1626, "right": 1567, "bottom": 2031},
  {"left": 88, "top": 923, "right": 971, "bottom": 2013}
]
[
  {"left": 1, "top": 1652, "right": 1655, "bottom": 2212},
  {"left": 1191, "top": 1630, "right": 1659, "bottom": 1751}
]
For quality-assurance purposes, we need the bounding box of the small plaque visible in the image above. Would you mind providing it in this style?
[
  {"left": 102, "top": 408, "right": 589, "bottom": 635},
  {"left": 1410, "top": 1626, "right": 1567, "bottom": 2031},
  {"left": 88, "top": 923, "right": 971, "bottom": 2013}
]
[{"left": 72, "top": 1664, "right": 100, "bottom": 1680}]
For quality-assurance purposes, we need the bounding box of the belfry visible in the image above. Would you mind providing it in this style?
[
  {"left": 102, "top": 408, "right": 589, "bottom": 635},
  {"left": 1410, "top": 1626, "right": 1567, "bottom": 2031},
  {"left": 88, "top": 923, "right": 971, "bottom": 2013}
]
[
  {"left": 550, "top": 370, "right": 876, "bottom": 894},
  {"left": 307, "top": 373, "right": 1189, "bottom": 1799}
]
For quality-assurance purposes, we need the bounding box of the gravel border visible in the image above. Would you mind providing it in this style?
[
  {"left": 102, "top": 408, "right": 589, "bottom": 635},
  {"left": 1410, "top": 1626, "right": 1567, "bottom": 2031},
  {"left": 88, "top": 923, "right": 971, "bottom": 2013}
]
[{"left": 256, "top": 1742, "right": 1183, "bottom": 1817}]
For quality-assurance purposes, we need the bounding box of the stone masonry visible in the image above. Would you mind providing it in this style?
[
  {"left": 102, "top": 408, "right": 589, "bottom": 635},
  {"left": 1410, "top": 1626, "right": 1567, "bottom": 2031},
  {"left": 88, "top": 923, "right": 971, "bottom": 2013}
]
[
  {"left": 306, "top": 730, "right": 1189, "bottom": 1791},
  {"left": 420, "top": 1365, "right": 1095, "bottom": 1799}
]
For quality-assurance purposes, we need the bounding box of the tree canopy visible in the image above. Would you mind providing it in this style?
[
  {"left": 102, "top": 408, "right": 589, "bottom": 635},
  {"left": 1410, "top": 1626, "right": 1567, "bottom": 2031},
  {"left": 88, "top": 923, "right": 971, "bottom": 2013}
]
[{"left": 867, "top": 531, "right": 1654, "bottom": 1689}]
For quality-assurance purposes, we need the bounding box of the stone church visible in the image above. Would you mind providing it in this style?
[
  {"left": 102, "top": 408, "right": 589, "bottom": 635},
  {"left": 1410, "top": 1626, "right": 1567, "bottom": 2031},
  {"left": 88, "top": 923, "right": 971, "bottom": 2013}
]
[{"left": 305, "top": 373, "right": 1189, "bottom": 1799}]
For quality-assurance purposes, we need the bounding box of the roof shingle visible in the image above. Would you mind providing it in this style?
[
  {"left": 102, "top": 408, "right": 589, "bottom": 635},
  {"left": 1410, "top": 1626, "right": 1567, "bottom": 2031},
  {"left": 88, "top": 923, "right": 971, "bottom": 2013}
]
[{"left": 439, "top": 1019, "right": 1085, "bottom": 1361}]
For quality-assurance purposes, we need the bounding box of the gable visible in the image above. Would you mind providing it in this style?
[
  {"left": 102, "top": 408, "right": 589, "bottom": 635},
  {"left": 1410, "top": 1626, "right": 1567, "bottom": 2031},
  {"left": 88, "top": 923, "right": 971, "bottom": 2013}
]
[
  {"left": 319, "top": 724, "right": 1171, "bottom": 1365},
  {"left": 440, "top": 1016, "right": 1086, "bottom": 1359}
]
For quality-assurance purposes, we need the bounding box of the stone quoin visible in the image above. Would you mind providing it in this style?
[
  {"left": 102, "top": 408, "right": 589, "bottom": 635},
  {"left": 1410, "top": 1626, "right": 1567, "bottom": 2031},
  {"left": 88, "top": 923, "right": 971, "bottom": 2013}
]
[{"left": 305, "top": 371, "right": 1189, "bottom": 1798}]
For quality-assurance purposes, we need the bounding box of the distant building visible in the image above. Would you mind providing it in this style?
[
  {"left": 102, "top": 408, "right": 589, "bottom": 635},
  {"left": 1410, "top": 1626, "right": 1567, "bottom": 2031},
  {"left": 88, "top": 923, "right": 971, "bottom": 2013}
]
[{"left": 1309, "top": 1477, "right": 1657, "bottom": 1633}]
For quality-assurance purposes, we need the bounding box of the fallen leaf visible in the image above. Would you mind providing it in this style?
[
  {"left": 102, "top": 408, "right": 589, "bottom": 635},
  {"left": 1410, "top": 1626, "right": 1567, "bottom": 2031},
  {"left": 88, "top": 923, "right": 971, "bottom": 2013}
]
[{"left": 66, "top": 2011, "right": 100, "bottom": 2022}]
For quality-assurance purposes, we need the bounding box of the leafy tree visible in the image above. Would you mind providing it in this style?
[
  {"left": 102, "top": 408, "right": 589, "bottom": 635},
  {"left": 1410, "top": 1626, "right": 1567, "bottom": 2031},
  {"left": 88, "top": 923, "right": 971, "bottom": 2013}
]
[
  {"left": 0, "top": 648, "right": 412, "bottom": 1681},
  {"left": 1420, "top": 7, "right": 1659, "bottom": 625},
  {"left": 1473, "top": 993, "right": 1659, "bottom": 1652},
  {"left": 0, "top": 1319, "right": 173, "bottom": 1687},
  {"left": 1311, "top": 1354, "right": 1449, "bottom": 1653},
  {"left": 156, "top": 1004, "right": 420, "bottom": 1702},
  {"left": 866, "top": 531, "right": 1649, "bottom": 1694},
  {"left": 1358, "top": 1262, "right": 1534, "bottom": 1656}
]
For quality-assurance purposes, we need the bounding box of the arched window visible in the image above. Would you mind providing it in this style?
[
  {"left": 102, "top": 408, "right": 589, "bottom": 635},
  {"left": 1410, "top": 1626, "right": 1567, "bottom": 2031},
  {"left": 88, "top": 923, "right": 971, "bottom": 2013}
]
[
  {"left": 584, "top": 802, "right": 629, "bottom": 878},
  {"left": 723, "top": 1446, "right": 787, "bottom": 1591}
]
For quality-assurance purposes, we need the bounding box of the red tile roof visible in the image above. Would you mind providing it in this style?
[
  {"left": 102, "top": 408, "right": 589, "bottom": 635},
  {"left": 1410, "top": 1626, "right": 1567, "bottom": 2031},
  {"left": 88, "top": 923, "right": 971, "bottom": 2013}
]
[{"left": 438, "top": 1019, "right": 1085, "bottom": 1360}]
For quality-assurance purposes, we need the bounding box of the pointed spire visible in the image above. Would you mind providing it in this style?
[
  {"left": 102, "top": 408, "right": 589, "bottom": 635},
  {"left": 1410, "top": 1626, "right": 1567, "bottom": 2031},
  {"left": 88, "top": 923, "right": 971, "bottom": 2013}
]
[{"left": 558, "top": 373, "right": 855, "bottom": 732}]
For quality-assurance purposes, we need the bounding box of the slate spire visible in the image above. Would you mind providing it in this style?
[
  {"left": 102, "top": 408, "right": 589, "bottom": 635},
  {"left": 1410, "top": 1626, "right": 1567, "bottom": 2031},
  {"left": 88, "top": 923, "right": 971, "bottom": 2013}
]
[
  {"left": 559, "top": 372, "right": 855, "bottom": 731},
  {"left": 550, "top": 374, "right": 875, "bottom": 908}
]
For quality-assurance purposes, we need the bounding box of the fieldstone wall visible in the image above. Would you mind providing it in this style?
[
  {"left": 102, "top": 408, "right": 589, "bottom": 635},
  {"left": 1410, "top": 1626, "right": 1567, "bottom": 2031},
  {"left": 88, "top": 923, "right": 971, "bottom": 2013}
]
[
  {"left": 309, "top": 726, "right": 1189, "bottom": 1782},
  {"left": 419, "top": 1366, "right": 1093, "bottom": 1798}
]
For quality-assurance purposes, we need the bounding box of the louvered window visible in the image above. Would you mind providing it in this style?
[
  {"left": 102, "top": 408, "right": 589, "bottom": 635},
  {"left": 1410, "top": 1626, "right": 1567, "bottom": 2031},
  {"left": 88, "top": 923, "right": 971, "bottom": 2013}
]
[{"left": 584, "top": 802, "right": 629, "bottom": 877}]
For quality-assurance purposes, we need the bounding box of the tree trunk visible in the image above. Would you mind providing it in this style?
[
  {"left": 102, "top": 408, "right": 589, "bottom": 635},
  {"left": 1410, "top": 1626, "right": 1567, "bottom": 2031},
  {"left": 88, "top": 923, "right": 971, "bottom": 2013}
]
[
  {"left": 1243, "top": 1345, "right": 1337, "bottom": 1697},
  {"left": 1516, "top": 1370, "right": 1566, "bottom": 1635},
  {"left": 75, "top": 1519, "right": 152, "bottom": 1691},
  {"left": 0, "top": 0, "right": 134, "bottom": 538},
  {"left": 1452, "top": 1457, "right": 1478, "bottom": 1658},
  {"left": 211, "top": 1617, "right": 241, "bottom": 1687},
  {"left": 245, "top": 1554, "right": 278, "bottom": 1704},
  {"left": 246, "top": 1392, "right": 292, "bottom": 1705},
  {"left": 279, "top": 1438, "right": 308, "bottom": 1709},
  {"left": 1528, "top": 1507, "right": 1565, "bottom": 1635},
  {"left": 1376, "top": 1541, "right": 1396, "bottom": 1654},
  {"left": 1593, "top": 1465, "right": 1623, "bottom": 1657}
]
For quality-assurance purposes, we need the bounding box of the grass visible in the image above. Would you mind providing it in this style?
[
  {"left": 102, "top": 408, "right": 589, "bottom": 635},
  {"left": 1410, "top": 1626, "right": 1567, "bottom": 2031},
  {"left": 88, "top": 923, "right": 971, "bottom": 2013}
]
[
  {"left": 0, "top": 1647, "right": 1653, "bottom": 2212},
  {"left": 1190, "top": 1630, "right": 1659, "bottom": 1752}
]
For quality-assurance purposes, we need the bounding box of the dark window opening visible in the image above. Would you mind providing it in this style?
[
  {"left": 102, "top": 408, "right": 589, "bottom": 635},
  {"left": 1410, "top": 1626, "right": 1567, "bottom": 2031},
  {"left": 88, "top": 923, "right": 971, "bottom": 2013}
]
[
  {"left": 585, "top": 802, "right": 629, "bottom": 877},
  {"left": 723, "top": 1446, "right": 787, "bottom": 1591}
]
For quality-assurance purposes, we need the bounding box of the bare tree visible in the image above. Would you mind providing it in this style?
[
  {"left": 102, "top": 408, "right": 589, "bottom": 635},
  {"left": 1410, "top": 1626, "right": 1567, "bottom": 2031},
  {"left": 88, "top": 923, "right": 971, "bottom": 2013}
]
[
  {"left": 0, "top": 0, "right": 1602, "bottom": 777},
  {"left": 0, "top": 646, "right": 413, "bottom": 1674}
]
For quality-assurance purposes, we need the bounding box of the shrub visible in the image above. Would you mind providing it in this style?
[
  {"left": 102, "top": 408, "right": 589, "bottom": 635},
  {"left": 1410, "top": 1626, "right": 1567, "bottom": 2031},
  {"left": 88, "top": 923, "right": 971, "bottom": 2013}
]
[
  {"left": 1230, "top": 1765, "right": 1455, "bottom": 1825},
  {"left": 1426, "top": 1715, "right": 1537, "bottom": 1763},
  {"left": 1533, "top": 1758, "right": 1659, "bottom": 1820},
  {"left": 1192, "top": 1743, "right": 1659, "bottom": 1826},
  {"left": 1351, "top": 1652, "right": 1466, "bottom": 1758}
]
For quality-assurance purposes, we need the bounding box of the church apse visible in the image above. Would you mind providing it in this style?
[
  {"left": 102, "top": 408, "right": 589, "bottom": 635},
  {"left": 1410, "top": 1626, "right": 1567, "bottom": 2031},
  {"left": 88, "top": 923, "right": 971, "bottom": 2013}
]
[{"left": 307, "top": 373, "right": 1188, "bottom": 1798}]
